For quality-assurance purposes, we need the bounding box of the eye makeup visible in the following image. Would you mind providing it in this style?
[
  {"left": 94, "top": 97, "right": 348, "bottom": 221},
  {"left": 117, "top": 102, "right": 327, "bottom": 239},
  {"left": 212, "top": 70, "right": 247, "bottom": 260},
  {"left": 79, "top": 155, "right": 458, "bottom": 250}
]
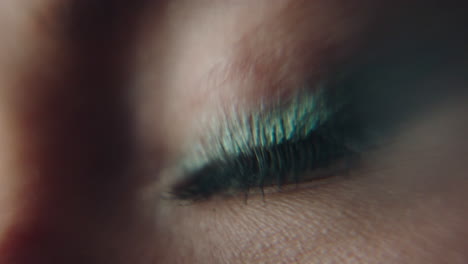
[
  {"left": 169, "top": 83, "right": 363, "bottom": 200},
  {"left": 163, "top": 24, "right": 467, "bottom": 201}
]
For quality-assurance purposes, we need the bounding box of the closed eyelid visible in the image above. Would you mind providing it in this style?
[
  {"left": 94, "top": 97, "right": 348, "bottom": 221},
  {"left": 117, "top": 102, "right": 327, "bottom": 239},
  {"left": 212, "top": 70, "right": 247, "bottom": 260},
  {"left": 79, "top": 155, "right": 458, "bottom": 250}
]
[{"left": 136, "top": 1, "right": 454, "bottom": 187}]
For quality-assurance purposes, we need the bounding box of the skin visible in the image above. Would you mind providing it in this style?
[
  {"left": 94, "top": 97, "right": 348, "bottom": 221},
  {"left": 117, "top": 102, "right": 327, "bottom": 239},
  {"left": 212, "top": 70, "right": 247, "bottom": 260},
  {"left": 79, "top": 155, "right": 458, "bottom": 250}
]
[{"left": 0, "top": 0, "right": 467, "bottom": 263}]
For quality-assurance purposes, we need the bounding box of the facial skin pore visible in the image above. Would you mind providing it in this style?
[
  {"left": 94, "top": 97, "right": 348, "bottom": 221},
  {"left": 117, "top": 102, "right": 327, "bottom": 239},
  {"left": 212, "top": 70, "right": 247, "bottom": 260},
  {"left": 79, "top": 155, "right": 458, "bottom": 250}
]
[
  {"left": 136, "top": 2, "right": 468, "bottom": 263},
  {"left": 0, "top": 0, "right": 467, "bottom": 263}
]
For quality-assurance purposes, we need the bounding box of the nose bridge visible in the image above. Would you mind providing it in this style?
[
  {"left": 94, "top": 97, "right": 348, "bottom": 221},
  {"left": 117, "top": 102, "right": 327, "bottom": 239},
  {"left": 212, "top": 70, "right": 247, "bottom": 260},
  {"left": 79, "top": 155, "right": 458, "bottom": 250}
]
[
  {"left": 0, "top": 41, "right": 123, "bottom": 264},
  {"left": 0, "top": 81, "right": 116, "bottom": 263},
  {"left": 0, "top": 215, "right": 92, "bottom": 263},
  {"left": 0, "top": 1, "right": 155, "bottom": 263}
]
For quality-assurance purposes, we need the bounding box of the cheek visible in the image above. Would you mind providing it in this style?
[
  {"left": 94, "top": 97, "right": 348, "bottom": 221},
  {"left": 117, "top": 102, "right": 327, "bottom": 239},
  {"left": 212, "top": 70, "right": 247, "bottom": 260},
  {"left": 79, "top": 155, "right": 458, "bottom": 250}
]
[
  {"left": 154, "top": 101, "right": 468, "bottom": 264},
  {"left": 154, "top": 179, "right": 468, "bottom": 263}
]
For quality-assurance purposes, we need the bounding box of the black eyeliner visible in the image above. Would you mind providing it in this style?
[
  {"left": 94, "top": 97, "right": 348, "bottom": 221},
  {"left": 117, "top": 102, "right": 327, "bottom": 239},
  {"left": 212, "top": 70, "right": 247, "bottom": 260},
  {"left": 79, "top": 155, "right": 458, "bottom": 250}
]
[{"left": 170, "top": 86, "right": 360, "bottom": 200}]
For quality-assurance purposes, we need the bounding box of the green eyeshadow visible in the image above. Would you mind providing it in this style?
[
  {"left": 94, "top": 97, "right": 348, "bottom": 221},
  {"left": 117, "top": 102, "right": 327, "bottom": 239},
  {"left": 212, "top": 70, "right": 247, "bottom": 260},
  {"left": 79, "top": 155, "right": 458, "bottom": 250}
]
[{"left": 169, "top": 84, "right": 357, "bottom": 199}]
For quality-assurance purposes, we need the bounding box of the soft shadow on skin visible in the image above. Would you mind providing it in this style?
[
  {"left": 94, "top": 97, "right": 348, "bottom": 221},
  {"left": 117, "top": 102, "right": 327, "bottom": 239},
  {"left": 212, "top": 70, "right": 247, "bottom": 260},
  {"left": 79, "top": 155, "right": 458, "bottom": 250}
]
[
  {"left": 0, "top": 1, "right": 161, "bottom": 263},
  {"left": 0, "top": 1, "right": 466, "bottom": 264}
]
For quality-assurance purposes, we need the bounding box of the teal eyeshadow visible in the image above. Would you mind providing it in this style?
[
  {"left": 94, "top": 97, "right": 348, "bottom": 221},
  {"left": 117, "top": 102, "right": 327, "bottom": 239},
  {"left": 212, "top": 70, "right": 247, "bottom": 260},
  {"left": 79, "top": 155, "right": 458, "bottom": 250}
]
[{"left": 171, "top": 86, "right": 354, "bottom": 199}]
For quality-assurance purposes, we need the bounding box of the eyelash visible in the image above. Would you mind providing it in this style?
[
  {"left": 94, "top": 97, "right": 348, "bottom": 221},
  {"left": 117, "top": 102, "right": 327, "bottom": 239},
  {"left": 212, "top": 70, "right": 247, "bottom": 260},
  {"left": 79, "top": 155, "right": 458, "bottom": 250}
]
[
  {"left": 171, "top": 105, "right": 361, "bottom": 201},
  {"left": 166, "top": 45, "right": 459, "bottom": 201}
]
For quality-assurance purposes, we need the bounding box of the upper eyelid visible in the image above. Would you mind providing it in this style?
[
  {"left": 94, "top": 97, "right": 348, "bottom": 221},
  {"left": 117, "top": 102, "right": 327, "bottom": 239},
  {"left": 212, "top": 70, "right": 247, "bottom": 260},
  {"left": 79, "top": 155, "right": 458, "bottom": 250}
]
[
  {"left": 176, "top": 86, "right": 336, "bottom": 176},
  {"left": 162, "top": 82, "right": 363, "bottom": 199}
]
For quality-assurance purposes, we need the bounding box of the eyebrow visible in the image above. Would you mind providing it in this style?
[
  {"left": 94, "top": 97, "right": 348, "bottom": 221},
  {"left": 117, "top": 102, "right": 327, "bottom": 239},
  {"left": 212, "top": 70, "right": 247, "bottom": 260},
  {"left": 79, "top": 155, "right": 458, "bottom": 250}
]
[{"left": 177, "top": 84, "right": 339, "bottom": 175}]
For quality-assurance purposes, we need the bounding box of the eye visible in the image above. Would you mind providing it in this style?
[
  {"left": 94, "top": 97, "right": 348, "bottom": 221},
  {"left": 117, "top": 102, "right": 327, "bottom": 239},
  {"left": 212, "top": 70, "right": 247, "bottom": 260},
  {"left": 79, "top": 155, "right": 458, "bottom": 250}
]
[
  {"left": 168, "top": 80, "right": 376, "bottom": 200},
  {"left": 165, "top": 33, "right": 460, "bottom": 201}
]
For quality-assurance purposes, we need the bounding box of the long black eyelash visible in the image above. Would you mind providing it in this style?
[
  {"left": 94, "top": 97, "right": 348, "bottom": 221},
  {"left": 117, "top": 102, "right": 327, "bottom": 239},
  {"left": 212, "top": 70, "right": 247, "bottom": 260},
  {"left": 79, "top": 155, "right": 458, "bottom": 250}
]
[{"left": 170, "top": 107, "right": 359, "bottom": 200}]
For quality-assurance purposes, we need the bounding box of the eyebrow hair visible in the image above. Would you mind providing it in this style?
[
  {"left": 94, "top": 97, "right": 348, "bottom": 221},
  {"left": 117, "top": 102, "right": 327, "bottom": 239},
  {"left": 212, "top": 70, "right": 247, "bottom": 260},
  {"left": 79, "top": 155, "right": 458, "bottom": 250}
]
[{"left": 177, "top": 84, "right": 339, "bottom": 175}]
